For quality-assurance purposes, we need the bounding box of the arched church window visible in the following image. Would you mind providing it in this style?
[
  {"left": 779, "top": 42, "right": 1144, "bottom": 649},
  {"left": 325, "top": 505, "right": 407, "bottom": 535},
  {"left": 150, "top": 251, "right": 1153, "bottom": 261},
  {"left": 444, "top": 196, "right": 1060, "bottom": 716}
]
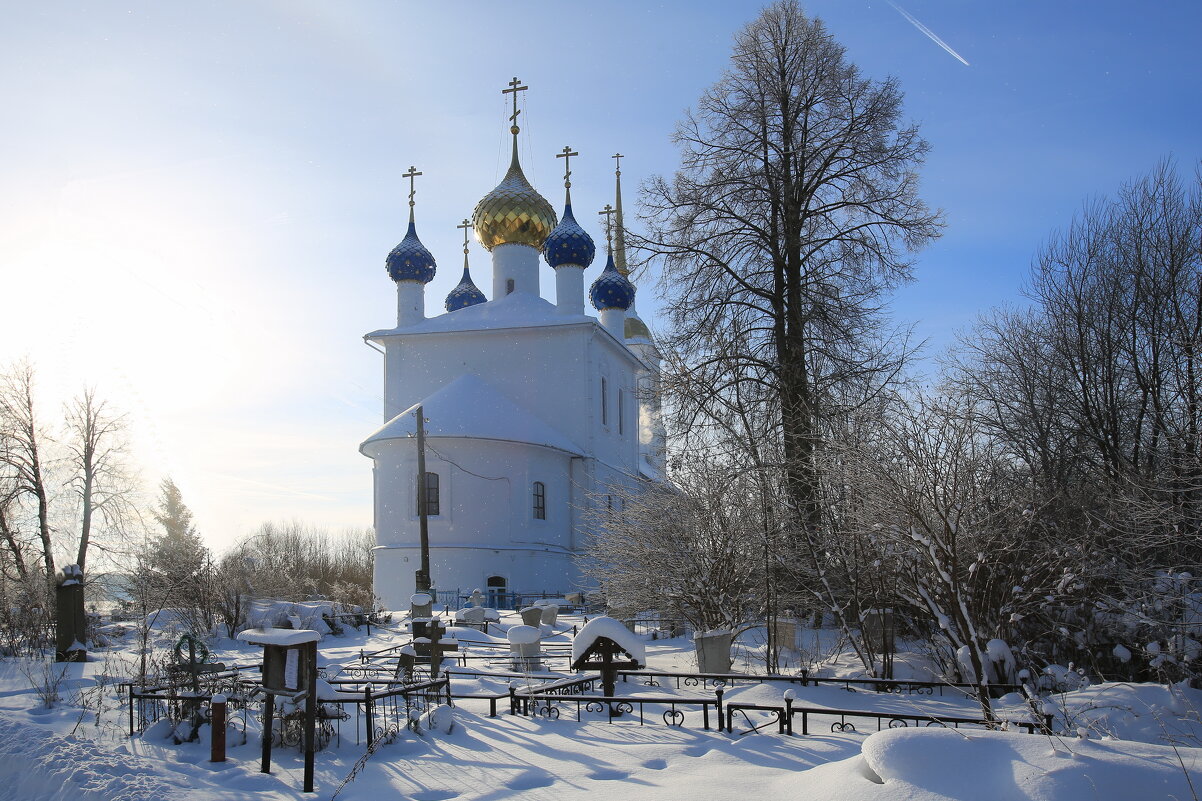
[
  {"left": 532, "top": 481, "right": 546, "bottom": 520},
  {"left": 600, "top": 377, "right": 608, "bottom": 426},
  {"left": 618, "top": 389, "right": 625, "bottom": 435},
  {"left": 418, "top": 471, "right": 440, "bottom": 516}
]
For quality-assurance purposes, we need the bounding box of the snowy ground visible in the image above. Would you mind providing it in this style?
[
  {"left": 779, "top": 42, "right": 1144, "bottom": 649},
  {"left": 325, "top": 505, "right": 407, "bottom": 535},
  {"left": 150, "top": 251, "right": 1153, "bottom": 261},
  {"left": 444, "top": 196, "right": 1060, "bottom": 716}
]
[{"left": 1, "top": 610, "right": 1200, "bottom": 801}]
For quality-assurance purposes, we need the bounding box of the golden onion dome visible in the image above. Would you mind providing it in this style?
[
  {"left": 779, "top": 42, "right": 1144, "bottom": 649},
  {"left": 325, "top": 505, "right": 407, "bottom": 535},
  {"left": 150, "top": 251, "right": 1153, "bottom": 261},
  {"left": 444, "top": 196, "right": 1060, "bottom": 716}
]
[
  {"left": 472, "top": 141, "right": 557, "bottom": 251},
  {"left": 625, "top": 314, "right": 651, "bottom": 341}
]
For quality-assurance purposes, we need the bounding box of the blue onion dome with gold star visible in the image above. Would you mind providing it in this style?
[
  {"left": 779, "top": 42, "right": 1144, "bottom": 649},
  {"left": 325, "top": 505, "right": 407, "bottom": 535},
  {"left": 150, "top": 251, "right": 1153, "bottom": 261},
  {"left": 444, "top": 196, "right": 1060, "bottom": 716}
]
[
  {"left": 543, "top": 202, "right": 595, "bottom": 269},
  {"left": 589, "top": 250, "right": 636, "bottom": 311},
  {"left": 386, "top": 219, "right": 437, "bottom": 284},
  {"left": 472, "top": 140, "right": 558, "bottom": 251},
  {"left": 445, "top": 265, "right": 486, "bottom": 311}
]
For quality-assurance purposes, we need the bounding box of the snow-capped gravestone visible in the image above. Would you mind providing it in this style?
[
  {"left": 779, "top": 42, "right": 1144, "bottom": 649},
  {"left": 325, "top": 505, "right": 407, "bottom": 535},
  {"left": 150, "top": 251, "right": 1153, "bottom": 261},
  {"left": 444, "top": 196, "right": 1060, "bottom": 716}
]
[
  {"left": 693, "top": 629, "right": 733, "bottom": 674},
  {"left": 410, "top": 592, "right": 433, "bottom": 619},
  {"left": 519, "top": 606, "right": 543, "bottom": 628},
  {"left": 571, "top": 616, "right": 645, "bottom": 698},
  {"left": 454, "top": 588, "right": 500, "bottom": 631},
  {"left": 535, "top": 601, "right": 559, "bottom": 626},
  {"left": 55, "top": 564, "right": 86, "bottom": 663},
  {"left": 507, "top": 624, "right": 542, "bottom": 672}
]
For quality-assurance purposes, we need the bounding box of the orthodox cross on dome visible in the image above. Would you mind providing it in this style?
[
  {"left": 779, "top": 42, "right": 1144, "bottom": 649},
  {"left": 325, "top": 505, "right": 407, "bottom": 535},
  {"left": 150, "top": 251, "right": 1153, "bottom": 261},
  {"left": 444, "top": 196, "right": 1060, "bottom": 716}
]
[
  {"left": 457, "top": 218, "right": 472, "bottom": 255},
  {"left": 557, "top": 145, "right": 578, "bottom": 201},
  {"left": 402, "top": 165, "right": 423, "bottom": 222},
  {"left": 612, "top": 152, "right": 623, "bottom": 176},
  {"left": 598, "top": 203, "right": 616, "bottom": 251},
  {"left": 502, "top": 76, "right": 528, "bottom": 135}
]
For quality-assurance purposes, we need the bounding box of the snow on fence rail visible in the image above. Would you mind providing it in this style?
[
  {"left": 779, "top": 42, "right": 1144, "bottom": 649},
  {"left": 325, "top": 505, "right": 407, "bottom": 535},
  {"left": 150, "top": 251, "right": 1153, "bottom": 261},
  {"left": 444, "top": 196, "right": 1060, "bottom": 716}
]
[
  {"left": 726, "top": 701, "right": 1041, "bottom": 737},
  {"left": 618, "top": 669, "right": 1023, "bottom": 698},
  {"left": 508, "top": 688, "right": 725, "bottom": 729}
]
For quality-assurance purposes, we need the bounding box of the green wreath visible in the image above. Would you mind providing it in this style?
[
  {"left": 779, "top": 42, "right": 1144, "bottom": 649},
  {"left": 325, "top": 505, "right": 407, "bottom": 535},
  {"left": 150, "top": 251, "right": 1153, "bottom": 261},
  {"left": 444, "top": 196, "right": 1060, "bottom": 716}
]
[{"left": 173, "top": 634, "right": 211, "bottom": 665}]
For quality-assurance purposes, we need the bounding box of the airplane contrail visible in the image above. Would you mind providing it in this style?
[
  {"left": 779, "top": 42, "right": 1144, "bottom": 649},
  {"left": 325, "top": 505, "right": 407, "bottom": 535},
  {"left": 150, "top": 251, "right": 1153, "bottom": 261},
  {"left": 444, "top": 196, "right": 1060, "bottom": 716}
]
[{"left": 886, "top": 0, "right": 971, "bottom": 66}]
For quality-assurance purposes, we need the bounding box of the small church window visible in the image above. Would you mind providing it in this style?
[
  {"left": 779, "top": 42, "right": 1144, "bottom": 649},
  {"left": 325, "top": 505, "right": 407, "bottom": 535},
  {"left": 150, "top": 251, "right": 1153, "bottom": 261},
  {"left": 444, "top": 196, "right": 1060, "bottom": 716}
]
[
  {"left": 487, "top": 575, "right": 506, "bottom": 608},
  {"left": 419, "top": 471, "right": 440, "bottom": 516},
  {"left": 532, "top": 481, "right": 546, "bottom": 520},
  {"left": 600, "top": 377, "right": 608, "bottom": 426},
  {"left": 618, "top": 389, "right": 625, "bottom": 435},
  {"left": 506, "top": 278, "right": 515, "bottom": 295}
]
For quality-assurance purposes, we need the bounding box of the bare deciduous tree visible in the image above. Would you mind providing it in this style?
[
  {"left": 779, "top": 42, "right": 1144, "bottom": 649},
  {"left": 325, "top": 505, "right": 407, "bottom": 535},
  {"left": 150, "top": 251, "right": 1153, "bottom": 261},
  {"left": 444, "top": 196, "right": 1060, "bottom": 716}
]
[
  {"left": 64, "top": 387, "right": 138, "bottom": 572},
  {"left": 0, "top": 361, "right": 56, "bottom": 583},
  {"left": 641, "top": 0, "right": 941, "bottom": 541},
  {"left": 580, "top": 458, "right": 766, "bottom": 659}
]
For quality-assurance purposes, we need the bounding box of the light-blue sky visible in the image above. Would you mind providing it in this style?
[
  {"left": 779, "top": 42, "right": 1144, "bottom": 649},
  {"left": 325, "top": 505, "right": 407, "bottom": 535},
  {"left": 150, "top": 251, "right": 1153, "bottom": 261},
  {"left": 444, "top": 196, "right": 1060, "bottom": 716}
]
[{"left": 2, "top": 1, "right": 1199, "bottom": 550}]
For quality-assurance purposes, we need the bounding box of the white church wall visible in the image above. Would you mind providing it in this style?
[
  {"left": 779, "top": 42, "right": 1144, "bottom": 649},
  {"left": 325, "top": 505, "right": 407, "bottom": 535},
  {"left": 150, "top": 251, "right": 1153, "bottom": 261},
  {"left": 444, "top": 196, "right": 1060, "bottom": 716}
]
[
  {"left": 368, "top": 435, "right": 578, "bottom": 610},
  {"left": 586, "top": 334, "right": 642, "bottom": 474},
  {"left": 378, "top": 323, "right": 642, "bottom": 477}
]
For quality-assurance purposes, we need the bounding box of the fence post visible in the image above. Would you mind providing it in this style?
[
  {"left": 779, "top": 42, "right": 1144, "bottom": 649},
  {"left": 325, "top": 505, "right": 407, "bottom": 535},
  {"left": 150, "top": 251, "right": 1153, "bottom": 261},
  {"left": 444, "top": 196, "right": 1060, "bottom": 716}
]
[
  {"left": 364, "top": 686, "right": 374, "bottom": 748},
  {"left": 508, "top": 686, "right": 518, "bottom": 716},
  {"left": 127, "top": 685, "right": 135, "bottom": 737},
  {"left": 784, "top": 696, "right": 794, "bottom": 736},
  {"left": 261, "top": 692, "right": 275, "bottom": 774},
  {"left": 715, "top": 688, "right": 724, "bottom": 732},
  {"left": 211, "top": 693, "right": 227, "bottom": 762}
]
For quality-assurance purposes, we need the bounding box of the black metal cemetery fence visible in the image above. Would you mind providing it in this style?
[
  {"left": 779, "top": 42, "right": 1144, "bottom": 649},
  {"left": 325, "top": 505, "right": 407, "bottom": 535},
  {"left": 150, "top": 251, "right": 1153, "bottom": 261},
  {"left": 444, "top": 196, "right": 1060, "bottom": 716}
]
[
  {"left": 495, "top": 668, "right": 1035, "bottom": 737},
  {"left": 503, "top": 682, "right": 1041, "bottom": 737},
  {"left": 617, "top": 670, "right": 1022, "bottom": 699},
  {"left": 508, "top": 685, "right": 726, "bottom": 731},
  {"left": 342, "top": 677, "right": 452, "bottom": 747},
  {"left": 125, "top": 663, "right": 452, "bottom": 752},
  {"left": 356, "top": 638, "right": 578, "bottom": 676},
  {"left": 724, "top": 700, "right": 1040, "bottom": 737},
  {"left": 123, "top": 668, "right": 254, "bottom": 738}
]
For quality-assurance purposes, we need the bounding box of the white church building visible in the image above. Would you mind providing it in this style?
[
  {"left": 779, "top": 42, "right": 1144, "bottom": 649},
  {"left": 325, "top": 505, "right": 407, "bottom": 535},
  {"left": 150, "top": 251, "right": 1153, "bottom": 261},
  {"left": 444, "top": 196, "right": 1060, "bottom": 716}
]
[{"left": 361, "top": 83, "right": 664, "bottom": 611}]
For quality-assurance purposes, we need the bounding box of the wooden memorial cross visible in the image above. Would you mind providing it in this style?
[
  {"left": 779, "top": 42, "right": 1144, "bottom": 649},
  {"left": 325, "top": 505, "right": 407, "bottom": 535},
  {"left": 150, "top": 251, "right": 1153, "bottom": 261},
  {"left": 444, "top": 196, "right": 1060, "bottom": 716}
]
[
  {"left": 571, "top": 635, "right": 642, "bottom": 699},
  {"left": 170, "top": 634, "right": 227, "bottom": 693},
  {"left": 414, "top": 617, "right": 458, "bottom": 678}
]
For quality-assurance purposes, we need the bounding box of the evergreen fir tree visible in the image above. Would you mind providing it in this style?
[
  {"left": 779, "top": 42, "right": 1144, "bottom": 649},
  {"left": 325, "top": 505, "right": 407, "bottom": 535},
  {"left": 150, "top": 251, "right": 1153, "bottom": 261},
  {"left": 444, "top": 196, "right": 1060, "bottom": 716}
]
[{"left": 149, "top": 478, "right": 208, "bottom": 581}]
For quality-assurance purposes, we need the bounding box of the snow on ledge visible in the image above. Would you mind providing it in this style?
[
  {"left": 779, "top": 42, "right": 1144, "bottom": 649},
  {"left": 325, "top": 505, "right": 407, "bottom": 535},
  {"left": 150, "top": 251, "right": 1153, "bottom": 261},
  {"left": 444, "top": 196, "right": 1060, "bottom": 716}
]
[
  {"left": 237, "top": 627, "right": 321, "bottom": 646},
  {"left": 571, "top": 616, "right": 646, "bottom": 665}
]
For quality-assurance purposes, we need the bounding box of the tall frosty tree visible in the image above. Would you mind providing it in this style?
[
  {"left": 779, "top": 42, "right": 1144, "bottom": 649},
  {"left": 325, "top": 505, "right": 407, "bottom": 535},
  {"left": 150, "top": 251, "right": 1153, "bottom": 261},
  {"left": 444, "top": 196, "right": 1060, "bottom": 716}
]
[
  {"left": 149, "top": 478, "right": 208, "bottom": 581},
  {"left": 642, "top": 2, "right": 940, "bottom": 591}
]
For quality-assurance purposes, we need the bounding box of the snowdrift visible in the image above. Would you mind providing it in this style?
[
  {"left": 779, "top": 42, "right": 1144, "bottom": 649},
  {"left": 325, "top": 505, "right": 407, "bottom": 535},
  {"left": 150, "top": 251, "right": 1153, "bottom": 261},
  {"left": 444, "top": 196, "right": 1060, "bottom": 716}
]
[{"left": 787, "top": 727, "right": 1202, "bottom": 801}]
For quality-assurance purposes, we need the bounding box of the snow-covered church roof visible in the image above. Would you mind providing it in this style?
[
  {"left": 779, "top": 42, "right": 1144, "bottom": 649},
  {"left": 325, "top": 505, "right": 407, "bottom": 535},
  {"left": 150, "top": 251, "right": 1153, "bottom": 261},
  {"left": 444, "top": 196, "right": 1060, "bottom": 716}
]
[
  {"left": 360, "top": 373, "right": 584, "bottom": 456},
  {"left": 367, "top": 291, "right": 594, "bottom": 338}
]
